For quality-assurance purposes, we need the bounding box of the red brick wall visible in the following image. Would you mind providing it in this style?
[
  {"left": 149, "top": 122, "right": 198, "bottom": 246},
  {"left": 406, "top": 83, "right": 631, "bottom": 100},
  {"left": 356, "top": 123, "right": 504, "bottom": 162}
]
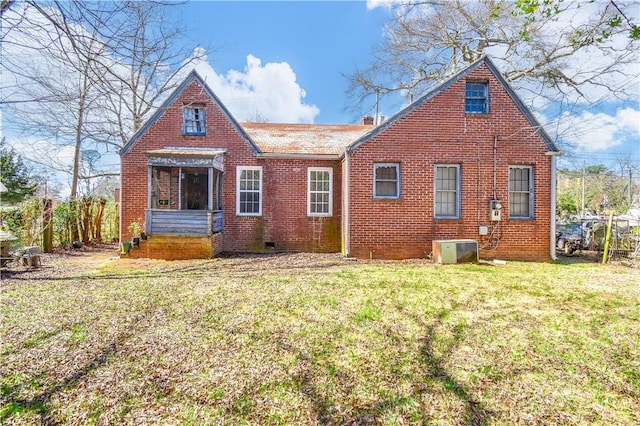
[
  {"left": 120, "top": 79, "right": 342, "bottom": 256},
  {"left": 260, "top": 159, "right": 342, "bottom": 253},
  {"left": 122, "top": 67, "right": 554, "bottom": 261},
  {"left": 121, "top": 79, "right": 258, "bottom": 254},
  {"left": 346, "top": 64, "right": 554, "bottom": 261},
  {"left": 127, "top": 235, "right": 212, "bottom": 260},
  {"left": 222, "top": 158, "right": 342, "bottom": 253}
]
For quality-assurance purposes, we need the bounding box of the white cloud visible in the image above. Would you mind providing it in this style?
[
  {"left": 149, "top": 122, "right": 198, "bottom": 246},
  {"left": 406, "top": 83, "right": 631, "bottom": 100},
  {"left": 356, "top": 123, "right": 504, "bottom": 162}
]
[
  {"left": 366, "top": 0, "right": 396, "bottom": 10},
  {"left": 187, "top": 49, "right": 319, "bottom": 123},
  {"left": 556, "top": 107, "right": 640, "bottom": 152}
]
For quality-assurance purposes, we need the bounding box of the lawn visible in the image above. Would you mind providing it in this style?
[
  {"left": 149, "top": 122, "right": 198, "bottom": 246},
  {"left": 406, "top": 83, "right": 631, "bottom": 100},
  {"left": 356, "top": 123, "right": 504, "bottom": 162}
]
[{"left": 1, "top": 248, "right": 639, "bottom": 425}]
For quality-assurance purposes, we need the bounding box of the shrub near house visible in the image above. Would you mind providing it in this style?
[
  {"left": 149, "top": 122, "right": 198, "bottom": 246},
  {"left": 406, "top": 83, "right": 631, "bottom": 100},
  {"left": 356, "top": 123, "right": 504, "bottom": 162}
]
[{"left": 119, "top": 56, "right": 560, "bottom": 261}]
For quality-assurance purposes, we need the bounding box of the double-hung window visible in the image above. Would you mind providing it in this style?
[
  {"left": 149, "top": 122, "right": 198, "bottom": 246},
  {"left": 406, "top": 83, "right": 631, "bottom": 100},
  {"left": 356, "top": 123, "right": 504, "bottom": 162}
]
[
  {"left": 434, "top": 164, "right": 461, "bottom": 218},
  {"left": 509, "top": 166, "right": 534, "bottom": 219},
  {"left": 308, "top": 167, "right": 333, "bottom": 216},
  {"left": 373, "top": 163, "right": 400, "bottom": 199},
  {"left": 183, "top": 105, "right": 206, "bottom": 135},
  {"left": 465, "top": 81, "right": 489, "bottom": 114},
  {"left": 237, "top": 166, "right": 262, "bottom": 216}
]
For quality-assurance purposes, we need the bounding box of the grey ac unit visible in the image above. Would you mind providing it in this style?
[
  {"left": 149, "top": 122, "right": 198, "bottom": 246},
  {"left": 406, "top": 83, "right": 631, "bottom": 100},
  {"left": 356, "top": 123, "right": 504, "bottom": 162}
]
[{"left": 432, "top": 239, "right": 478, "bottom": 264}]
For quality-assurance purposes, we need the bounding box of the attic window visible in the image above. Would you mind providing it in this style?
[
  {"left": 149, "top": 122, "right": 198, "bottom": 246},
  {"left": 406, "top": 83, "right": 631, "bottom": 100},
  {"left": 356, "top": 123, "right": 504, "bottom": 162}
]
[
  {"left": 183, "top": 105, "right": 206, "bottom": 135},
  {"left": 465, "top": 81, "right": 489, "bottom": 114}
]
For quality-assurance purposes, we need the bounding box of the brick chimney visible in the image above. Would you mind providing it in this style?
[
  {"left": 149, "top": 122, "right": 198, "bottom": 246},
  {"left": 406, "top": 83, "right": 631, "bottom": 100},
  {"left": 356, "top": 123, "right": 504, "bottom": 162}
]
[{"left": 361, "top": 116, "right": 374, "bottom": 125}]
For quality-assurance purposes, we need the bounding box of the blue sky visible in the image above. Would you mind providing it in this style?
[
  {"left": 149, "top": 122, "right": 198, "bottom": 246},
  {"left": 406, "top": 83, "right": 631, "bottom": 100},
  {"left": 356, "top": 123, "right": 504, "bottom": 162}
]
[
  {"left": 172, "top": 0, "right": 639, "bottom": 169},
  {"left": 179, "top": 0, "right": 391, "bottom": 124},
  {"left": 1, "top": 0, "right": 638, "bottom": 193}
]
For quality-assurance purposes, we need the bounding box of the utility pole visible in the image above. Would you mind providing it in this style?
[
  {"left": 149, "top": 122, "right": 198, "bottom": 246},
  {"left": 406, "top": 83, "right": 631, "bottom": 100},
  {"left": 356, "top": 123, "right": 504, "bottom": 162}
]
[
  {"left": 581, "top": 162, "right": 586, "bottom": 218},
  {"left": 628, "top": 166, "right": 633, "bottom": 207},
  {"left": 375, "top": 87, "right": 380, "bottom": 125}
]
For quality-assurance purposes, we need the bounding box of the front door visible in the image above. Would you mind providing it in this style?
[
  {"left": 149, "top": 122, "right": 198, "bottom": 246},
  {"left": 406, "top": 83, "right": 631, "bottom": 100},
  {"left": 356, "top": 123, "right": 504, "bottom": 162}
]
[{"left": 182, "top": 171, "right": 208, "bottom": 210}]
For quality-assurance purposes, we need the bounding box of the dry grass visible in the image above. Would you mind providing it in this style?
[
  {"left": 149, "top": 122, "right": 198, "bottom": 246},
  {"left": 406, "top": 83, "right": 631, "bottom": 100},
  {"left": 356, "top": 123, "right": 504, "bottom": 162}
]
[{"left": 1, "top": 247, "right": 639, "bottom": 425}]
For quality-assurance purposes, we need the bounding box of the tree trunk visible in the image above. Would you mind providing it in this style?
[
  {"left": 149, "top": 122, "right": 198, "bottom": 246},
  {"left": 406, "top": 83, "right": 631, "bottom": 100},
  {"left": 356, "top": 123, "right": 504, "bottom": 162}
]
[
  {"left": 94, "top": 197, "right": 106, "bottom": 243},
  {"left": 81, "top": 196, "right": 92, "bottom": 244},
  {"left": 42, "top": 198, "right": 53, "bottom": 253}
]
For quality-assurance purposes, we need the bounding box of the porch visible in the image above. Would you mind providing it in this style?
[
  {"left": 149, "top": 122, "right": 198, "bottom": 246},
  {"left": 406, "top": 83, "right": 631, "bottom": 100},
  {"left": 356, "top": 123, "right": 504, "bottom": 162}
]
[
  {"left": 145, "top": 209, "right": 223, "bottom": 236},
  {"left": 145, "top": 147, "right": 226, "bottom": 237}
]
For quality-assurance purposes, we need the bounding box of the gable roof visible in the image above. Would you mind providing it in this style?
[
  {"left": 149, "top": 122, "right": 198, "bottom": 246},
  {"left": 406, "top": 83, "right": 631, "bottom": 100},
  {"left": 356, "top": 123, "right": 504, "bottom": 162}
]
[
  {"left": 347, "top": 56, "right": 560, "bottom": 153},
  {"left": 119, "top": 70, "right": 260, "bottom": 156},
  {"left": 241, "top": 122, "right": 373, "bottom": 157}
]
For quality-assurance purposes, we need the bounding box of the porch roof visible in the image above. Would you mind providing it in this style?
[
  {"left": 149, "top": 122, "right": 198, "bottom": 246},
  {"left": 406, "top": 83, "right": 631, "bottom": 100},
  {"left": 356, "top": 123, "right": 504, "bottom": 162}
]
[
  {"left": 146, "top": 148, "right": 226, "bottom": 170},
  {"left": 146, "top": 148, "right": 227, "bottom": 157},
  {"left": 241, "top": 123, "right": 373, "bottom": 156}
]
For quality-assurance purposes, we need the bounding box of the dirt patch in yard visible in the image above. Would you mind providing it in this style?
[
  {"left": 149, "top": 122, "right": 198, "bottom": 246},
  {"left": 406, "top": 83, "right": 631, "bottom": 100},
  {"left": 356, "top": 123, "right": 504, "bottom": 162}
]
[
  {"left": 0, "top": 243, "right": 121, "bottom": 282},
  {"left": 3, "top": 244, "right": 633, "bottom": 284},
  {"left": 0, "top": 244, "right": 356, "bottom": 283}
]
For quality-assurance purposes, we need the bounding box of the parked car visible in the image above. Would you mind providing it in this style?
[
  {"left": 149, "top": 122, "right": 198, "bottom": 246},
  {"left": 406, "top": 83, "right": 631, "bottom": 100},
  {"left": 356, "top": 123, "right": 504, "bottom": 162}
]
[{"left": 556, "top": 222, "right": 583, "bottom": 254}]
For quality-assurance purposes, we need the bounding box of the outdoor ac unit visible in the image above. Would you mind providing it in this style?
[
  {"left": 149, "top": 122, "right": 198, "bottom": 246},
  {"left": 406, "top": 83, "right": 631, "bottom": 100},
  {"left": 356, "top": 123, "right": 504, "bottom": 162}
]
[{"left": 432, "top": 239, "right": 478, "bottom": 264}]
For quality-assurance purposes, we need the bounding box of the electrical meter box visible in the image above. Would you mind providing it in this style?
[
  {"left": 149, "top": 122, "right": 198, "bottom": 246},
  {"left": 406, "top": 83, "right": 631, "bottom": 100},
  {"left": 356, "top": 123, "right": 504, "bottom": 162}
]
[
  {"left": 432, "top": 240, "right": 478, "bottom": 264},
  {"left": 490, "top": 200, "right": 503, "bottom": 222}
]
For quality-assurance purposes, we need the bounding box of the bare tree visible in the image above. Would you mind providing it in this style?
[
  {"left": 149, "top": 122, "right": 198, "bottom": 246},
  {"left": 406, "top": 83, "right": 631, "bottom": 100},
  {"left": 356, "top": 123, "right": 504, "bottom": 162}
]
[
  {"left": 33, "top": 1, "right": 204, "bottom": 146},
  {"left": 2, "top": 4, "right": 107, "bottom": 198},
  {"left": 1, "top": 1, "right": 204, "bottom": 198},
  {"left": 346, "top": 0, "right": 639, "bottom": 118}
]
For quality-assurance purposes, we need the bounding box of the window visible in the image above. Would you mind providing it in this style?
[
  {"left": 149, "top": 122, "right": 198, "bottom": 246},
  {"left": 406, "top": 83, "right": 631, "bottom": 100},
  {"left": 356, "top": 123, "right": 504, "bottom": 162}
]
[
  {"left": 150, "top": 166, "right": 222, "bottom": 211},
  {"left": 434, "top": 164, "right": 460, "bottom": 218},
  {"left": 183, "top": 105, "right": 206, "bottom": 135},
  {"left": 308, "top": 167, "right": 333, "bottom": 216},
  {"left": 374, "top": 163, "right": 400, "bottom": 199},
  {"left": 237, "top": 166, "right": 262, "bottom": 216},
  {"left": 465, "top": 82, "right": 489, "bottom": 114},
  {"left": 509, "top": 166, "right": 534, "bottom": 219}
]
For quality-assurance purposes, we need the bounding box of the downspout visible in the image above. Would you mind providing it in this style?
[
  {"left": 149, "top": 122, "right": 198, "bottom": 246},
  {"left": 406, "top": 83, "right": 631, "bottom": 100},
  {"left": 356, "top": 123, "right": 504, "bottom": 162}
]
[
  {"left": 493, "top": 135, "right": 498, "bottom": 199},
  {"left": 147, "top": 166, "right": 152, "bottom": 235},
  {"left": 343, "top": 150, "right": 351, "bottom": 257},
  {"left": 546, "top": 151, "right": 562, "bottom": 261}
]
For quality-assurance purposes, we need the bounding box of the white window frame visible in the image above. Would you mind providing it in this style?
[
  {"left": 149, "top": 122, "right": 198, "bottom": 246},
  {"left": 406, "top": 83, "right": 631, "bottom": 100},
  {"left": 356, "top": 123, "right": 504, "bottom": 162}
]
[
  {"left": 183, "top": 105, "right": 206, "bottom": 135},
  {"left": 434, "top": 164, "right": 461, "bottom": 219},
  {"left": 307, "top": 167, "right": 333, "bottom": 217},
  {"left": 509, "top": 165, "right": 534, "bottom": 219},
  {"left": 373, "top": 163, "right": 401, "bottom": 199},
  {"left": 236, "top": 166, "right": 262, "bottom": 216}
]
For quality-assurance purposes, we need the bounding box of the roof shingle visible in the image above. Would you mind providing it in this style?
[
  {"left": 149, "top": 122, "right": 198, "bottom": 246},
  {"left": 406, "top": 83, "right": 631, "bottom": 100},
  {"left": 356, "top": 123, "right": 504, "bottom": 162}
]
[{"left": 241, "top": 122, "right": 373, "bottom": 155}]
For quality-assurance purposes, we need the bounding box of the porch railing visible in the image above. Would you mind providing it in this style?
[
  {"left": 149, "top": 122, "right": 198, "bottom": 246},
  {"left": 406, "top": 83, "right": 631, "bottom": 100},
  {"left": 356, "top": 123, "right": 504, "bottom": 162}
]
[{"left": 145, "top": 209, "right": 223, "bottom": 236}]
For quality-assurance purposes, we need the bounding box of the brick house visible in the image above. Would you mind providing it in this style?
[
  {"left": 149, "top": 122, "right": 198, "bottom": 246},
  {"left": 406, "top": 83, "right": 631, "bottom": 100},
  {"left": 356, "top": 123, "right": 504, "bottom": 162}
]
[{"left": 119, "top": 56, "right": 561, "bottom": 261}]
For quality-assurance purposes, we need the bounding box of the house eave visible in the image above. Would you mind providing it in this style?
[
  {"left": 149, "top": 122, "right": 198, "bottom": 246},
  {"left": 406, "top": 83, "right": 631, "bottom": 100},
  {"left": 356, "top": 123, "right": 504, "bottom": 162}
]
[
  {"left": 255, "top": 153, "right": 341, "bottom": 161},
  {"left": 146, "top": 147, "right": 226, "bottom": 170}
]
